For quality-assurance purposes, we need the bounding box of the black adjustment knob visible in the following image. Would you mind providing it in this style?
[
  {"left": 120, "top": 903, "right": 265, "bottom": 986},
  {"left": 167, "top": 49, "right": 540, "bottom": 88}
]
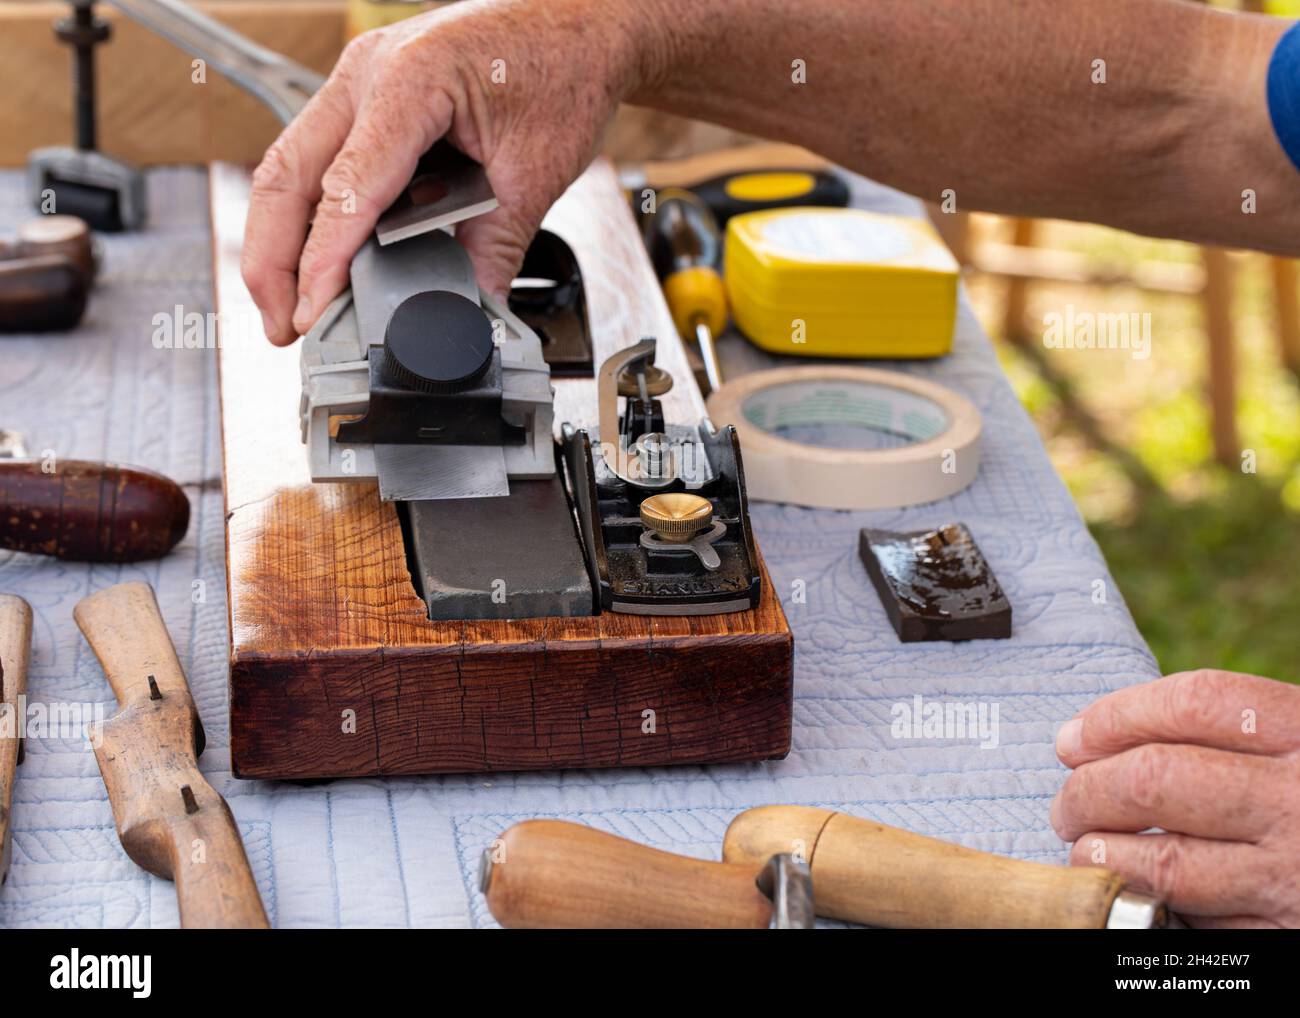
[{"left": 382, "top": 290, "right": 495, "bottom": 394}]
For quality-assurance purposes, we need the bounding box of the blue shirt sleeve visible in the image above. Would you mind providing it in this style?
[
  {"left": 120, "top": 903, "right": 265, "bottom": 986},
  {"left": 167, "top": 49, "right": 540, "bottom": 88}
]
[{"left": 1268, "top": 21, "right": 1300, "bottom": 174}]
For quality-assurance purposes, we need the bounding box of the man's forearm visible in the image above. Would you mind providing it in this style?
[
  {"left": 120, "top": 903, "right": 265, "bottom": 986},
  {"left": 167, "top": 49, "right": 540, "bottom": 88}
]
[{"left": 628, "top": 0, "right": 1299, "bottom": 255}]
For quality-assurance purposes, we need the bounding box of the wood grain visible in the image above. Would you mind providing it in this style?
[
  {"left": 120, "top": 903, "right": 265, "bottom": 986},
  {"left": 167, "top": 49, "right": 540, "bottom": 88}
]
[
  {"left": 0, "top": 1, "right": 766, "bottom": 169},
  {"left": 723, "top": 806, "right": 1126, "bottom": 929},
  {"left": 0, "top": 595, "right": 33, "bottom": 886},
  {"left": 0, "top": 1, "right": 345, "bottom": 168},
  {"left": 484, "top": 820, "right": 772, "bottom": 929},
  {"left": 76, "top": 582, "right": 268, "bottom": 928},
  {"left": 212, "top": 159, "right": 793, "bottom": 780},
  {"left": 0, "top": 459, "right": 190, "bottom": 561}
]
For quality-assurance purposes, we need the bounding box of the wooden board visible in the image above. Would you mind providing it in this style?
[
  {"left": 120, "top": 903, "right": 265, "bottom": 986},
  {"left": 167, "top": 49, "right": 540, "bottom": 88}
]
[
  {"left": 0, "top": 1, "right": 345, "bottom": 168},
  {"left": 211, "top": 159, "right": 793, "bottom": 780},
  {"left": 0, "top": 0, "right": 763, "bottom": 169}
]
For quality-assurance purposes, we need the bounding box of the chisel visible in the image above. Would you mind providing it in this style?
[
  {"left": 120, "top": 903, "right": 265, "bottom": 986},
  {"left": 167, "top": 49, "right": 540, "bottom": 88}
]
[
  {"left": 724, "top": 805, "right": 1166, "bottom": 929},
  {"left": 481, "top": 819, "right": 813, "bottom": 929}
]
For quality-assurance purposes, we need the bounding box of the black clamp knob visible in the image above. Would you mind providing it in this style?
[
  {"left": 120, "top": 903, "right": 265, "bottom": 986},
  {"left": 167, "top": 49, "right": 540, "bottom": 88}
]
[
  {"left": 56, "top": 3, "right": 112, "bottom": 49},
  {"left": 382, "top": 290, "right": 495, "bottom": 394}
]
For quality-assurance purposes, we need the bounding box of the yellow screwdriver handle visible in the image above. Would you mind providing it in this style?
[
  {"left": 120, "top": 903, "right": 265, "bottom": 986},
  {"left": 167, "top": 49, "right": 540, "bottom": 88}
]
[{"left": 663, "top": 265, "right": 728, "bottom": 340}]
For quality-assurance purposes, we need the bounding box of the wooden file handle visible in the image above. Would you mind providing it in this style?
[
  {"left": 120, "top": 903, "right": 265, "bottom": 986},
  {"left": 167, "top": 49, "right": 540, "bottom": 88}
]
[
  {"left": 723, "top": 805, "right": 1125, "bottom": 929},
  {"left": 0, "top": 595, "right": 33, "bottom": 885},
  {"left": 75, "top": 582, "right": 269, "bottom": 929},
  {"left": 0, "top": 459, "right": 190, "bottom": 562},
  {"left": 483, "top": 820, "right": 773, "bottom": 929}
]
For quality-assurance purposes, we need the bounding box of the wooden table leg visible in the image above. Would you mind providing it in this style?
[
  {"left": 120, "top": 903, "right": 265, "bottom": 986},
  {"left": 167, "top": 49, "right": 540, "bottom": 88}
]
[
  {"left": 1201, "top": 247, "right": 1238, "bottom": 469},
  {"left": 1001, "top": 218, "right": 1038, "bottom": 345},
  {"left": 1271, "top": 258, "right": 1300, "bottom": 379},
  {"left": 926, "top": 206, "right": 971, "bottom": 268}
]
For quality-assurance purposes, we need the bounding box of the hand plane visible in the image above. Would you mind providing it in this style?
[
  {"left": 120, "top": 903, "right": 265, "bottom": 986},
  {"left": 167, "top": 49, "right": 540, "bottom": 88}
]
[{"left": 563, "top": 339, "right": 761, "bottom": 615}]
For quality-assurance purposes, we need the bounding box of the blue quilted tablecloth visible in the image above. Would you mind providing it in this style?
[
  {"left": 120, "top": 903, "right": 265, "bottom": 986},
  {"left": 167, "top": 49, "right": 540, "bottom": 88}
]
[{"left": 0, "top": 167, "right": 1159, "bottom": 928}]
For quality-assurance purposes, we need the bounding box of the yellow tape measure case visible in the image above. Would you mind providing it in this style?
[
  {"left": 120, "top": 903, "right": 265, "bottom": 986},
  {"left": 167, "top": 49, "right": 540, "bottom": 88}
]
[{"left": 723, "top": 208, "right": 959, "bottom": 359}]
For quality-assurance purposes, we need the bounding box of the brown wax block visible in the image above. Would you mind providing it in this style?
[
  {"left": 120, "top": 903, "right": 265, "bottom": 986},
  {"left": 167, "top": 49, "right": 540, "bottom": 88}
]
[{"left": 858, "top": 523, "right": 1011, "bottom": 642}]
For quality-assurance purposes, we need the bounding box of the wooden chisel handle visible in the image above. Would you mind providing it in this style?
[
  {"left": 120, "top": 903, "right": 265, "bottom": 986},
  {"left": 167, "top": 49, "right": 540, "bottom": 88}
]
[
  {"left": 483, "top": 820, "right": 773, "bottom": 928},
  {"left": 0, "top": 595, "right": 33, "bottom": 885},
  {"left": 76, "top": 582, "right": 268, "bottom": 929},
  {"left": 723, "top": 805, "right": 1129, "bottom": 929},
  {"left": 0, "top": 459, "right": 189, "bottom": 562}
]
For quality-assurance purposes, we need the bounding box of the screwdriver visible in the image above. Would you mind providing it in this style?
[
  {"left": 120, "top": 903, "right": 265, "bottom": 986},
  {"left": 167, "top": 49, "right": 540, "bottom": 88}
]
[{"left": 642, "top": 188, "right": 728, "bottom": 393}]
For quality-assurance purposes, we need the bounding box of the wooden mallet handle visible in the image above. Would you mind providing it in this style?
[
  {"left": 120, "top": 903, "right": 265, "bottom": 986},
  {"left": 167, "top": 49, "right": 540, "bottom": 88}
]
[
  {"left": 75, "top": 582, "right": 268, "bottom": 929},
  {"left": 483, "top": 819, "right": 773, "bottom": 928},
  {"left": 723, "top": 805, "right": 1126, "bottom": 928}
]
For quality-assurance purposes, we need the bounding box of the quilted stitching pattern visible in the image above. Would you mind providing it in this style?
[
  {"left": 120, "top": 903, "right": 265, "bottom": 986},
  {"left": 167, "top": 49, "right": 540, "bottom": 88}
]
[{"left": 0, "top": 169, "right": 1158, "bottom": 928}]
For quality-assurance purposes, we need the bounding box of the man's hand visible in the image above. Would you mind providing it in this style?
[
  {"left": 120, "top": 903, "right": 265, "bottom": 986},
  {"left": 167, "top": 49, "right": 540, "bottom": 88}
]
[
  {"left": 241, "top": 0, "right": 644, "bottom": 345},
  {"left": 1052, "top": 670, "right": 1300, "bottom": 928}
]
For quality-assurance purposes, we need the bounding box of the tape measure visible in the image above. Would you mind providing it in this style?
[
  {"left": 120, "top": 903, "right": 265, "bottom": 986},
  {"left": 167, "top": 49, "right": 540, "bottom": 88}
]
[{"left": 724, "top": 208, "right": 960, "bottom": 359}]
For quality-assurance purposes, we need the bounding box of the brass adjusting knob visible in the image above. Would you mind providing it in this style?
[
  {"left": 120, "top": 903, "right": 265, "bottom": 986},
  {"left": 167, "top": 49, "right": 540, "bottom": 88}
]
[
  {"left": 639, "top": 493, "right": 713, "bottom": 543},
  {"left": 617, "top": 364, "right": 673, "bottom": 397}
]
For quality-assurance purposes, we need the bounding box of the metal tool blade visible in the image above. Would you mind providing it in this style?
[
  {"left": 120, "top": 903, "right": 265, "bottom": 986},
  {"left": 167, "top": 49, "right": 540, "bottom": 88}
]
[
  {"left": 351, "top": 230, "right": 514, "bottom": 502},
  {"left": 374, "top": 443, "right": 508, "bottom": 502},
  {"left": 1106, "top": 890, "right": 1168, "bottom": 929},
  {"left": 106, "top": 0, "right": 323, "bottom": 124},
  {"left": 756, "top": 853, "right": 816, "bottom": 929},
  {"left": 375, "top": 142, "right": 498, "bottom": 246}
]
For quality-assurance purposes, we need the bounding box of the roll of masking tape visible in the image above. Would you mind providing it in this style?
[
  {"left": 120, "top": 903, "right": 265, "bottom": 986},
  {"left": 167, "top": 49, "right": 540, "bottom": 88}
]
[{"left": 705, "top": 366, "right": 981, "bottom": 510}]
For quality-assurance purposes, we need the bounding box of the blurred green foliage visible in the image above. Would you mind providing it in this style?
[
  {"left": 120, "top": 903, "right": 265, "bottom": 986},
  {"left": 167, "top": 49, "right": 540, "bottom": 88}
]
[{"left": 970, "top": 223, "right": 1300, "bottom": 684}]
